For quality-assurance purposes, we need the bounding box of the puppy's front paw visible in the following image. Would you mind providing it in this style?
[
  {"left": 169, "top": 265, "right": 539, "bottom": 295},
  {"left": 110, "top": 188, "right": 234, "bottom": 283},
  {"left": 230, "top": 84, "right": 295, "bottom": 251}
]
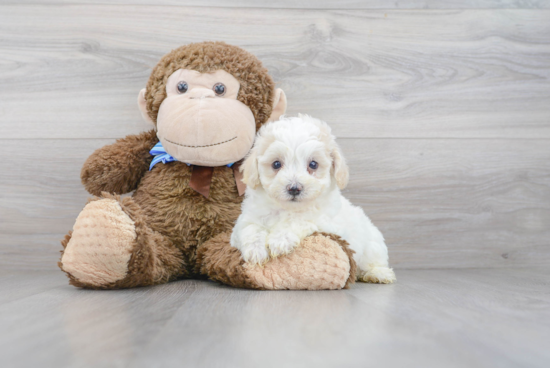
[
  {"left": 242, "top": 234, "right": 269, "bottom": 265},
  {"left": 267, "top": 231, "right": 300, "bottom": 258}
]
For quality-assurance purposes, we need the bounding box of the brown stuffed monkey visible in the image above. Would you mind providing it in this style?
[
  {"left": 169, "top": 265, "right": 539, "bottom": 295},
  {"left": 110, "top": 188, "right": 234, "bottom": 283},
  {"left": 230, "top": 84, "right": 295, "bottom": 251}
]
[{"left": 58, "top": 42, "right": 356, "bottom": 290}]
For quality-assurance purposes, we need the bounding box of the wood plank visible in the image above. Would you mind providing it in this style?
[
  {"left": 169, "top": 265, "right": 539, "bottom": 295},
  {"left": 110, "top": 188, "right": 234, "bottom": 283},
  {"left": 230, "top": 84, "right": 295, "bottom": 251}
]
[
  {"left": 3, "top": 268, "right": 546, "bottom": 368},
  {"left": 1, "top": 6, "right": 549, "bottom": 139},
  {"left": 1, "top": 138, "right": 548, "bottom": 270},
  {"left": 133, "top": 268, "right": 547, "bottom": 368},
  {"left": 343, "top": 138, "right": 550, "bottom": 269},
  {"left": 0, "top": 271, "right": 201, "bottom": 368},
  {"left": 7, "top": 1, "right": 550, "bottom": 9},
  {"left": 0, "top": 270, "right": 66, "bottom": 305}
]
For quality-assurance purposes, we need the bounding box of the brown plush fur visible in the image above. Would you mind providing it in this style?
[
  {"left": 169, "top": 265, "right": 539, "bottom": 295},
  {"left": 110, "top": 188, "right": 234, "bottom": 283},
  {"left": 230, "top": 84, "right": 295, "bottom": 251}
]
[
  {"left": 81, "top": 130, "right": 158, "bottom": 196},
  {"left": 196, "top": 232, "right": 261, "bottom": 289},
  {"left": 145, "top": 41, "right": 275, "bottom": 131},
  {"left": 132, "top": 153, "right": 244, "bottom": 276}
]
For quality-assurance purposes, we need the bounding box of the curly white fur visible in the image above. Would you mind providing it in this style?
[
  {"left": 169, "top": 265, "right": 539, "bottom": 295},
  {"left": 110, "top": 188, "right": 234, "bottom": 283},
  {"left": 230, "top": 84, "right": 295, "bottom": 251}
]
[{"left": 231, "top": 115, "right": 396, "bottom": 283}]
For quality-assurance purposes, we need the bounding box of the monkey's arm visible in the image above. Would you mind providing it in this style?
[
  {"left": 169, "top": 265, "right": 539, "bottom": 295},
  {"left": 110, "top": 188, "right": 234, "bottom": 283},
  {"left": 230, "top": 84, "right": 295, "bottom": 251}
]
[
  {"left": 81, "top": 129, "right": 158, "bottom": 196},
  {"left": 197, "top": 232, "right": 356, "bottom": 290}
]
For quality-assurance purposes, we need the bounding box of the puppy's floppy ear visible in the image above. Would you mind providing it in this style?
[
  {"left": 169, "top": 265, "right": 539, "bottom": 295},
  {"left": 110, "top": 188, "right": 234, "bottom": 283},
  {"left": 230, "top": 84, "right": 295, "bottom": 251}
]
[
  {"left": 331, "top": 142, "right": 349, "bottom": 189},
  {"left": 241, "top": 148, "right": 261, "bottom": 189}
]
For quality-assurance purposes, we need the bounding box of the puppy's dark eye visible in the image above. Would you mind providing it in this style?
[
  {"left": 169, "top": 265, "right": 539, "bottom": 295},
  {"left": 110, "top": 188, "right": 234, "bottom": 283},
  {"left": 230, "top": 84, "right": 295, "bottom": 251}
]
[
  {"left": 309, "top": 161, "right": 318, "bottom": 170},
  {"left": 272, "top": 161, "right": 282, "bottom": 170},
  {"left": 213, "top": 83, "right": 226, "bottom": 96},
  {"left": 177, "top": 81, "right": 188, "bottom": 94}
]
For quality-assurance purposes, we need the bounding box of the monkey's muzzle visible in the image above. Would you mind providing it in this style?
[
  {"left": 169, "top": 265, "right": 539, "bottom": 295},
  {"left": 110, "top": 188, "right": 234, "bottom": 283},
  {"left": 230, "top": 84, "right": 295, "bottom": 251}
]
[{"left": 156, "top": 96, "right": 256, "bottom": 167}]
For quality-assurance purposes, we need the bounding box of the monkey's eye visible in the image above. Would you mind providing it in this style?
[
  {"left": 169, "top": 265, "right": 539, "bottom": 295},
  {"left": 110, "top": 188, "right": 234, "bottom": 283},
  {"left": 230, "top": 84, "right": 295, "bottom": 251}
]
[
  {"left": 176, "top": 81, "right": 188, "bottom": 94},
  {"left": 272, "top": 161, "right": 282, "bottom": 170},
  {"left": 213, "top": 83, "right": 226, "bottom": 96},
  {"left": 309, "top": 161, "right": 318, "bottom": 170}
]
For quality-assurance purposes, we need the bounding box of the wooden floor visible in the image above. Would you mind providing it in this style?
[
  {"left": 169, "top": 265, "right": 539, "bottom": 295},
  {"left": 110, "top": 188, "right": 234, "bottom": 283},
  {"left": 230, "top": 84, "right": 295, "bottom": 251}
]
[
  {"left": 0, "top": 268, "right": 548, "bottom": 368},
  {"left": 1, "top": 1, "right": 550, "bottom": 367}
]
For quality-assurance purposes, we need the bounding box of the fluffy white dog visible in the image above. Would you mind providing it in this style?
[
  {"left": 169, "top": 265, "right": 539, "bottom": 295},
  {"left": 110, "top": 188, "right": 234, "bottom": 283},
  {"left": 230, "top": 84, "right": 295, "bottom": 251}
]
[{"left": 231, "top": 115, "right": 396, "bottom": 284}]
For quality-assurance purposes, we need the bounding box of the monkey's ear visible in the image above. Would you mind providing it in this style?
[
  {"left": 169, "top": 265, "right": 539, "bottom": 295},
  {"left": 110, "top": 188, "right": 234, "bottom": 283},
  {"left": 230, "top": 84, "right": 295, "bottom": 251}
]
[
  {"left": 267, "top": 88, "right": 287, "bottom": 122},
  {"left": 138, "top": 88, "right": 155, "bottom": 127}
]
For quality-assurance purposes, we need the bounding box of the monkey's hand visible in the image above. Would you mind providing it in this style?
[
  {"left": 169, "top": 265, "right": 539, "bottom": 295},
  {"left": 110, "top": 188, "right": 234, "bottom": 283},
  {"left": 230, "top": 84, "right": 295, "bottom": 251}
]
[{"left": 81, "top": 130, "right": 158, "bottom": 196}]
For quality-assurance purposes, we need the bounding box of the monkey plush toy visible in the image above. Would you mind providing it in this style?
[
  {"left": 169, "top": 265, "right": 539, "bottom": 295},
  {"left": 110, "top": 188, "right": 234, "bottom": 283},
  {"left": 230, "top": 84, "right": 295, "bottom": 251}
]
[{"left": 58, "top": 42, "right": 356, "bottom": 290}]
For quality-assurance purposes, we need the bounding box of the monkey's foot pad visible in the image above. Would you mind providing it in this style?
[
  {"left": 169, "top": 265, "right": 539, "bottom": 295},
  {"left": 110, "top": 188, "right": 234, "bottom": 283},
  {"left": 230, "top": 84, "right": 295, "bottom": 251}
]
[
  {"left": 244, "top": 233, "right": 352, "bottom": 290},
  {"left": 61, "top": 199, "right": 136, "bottom": 286}
]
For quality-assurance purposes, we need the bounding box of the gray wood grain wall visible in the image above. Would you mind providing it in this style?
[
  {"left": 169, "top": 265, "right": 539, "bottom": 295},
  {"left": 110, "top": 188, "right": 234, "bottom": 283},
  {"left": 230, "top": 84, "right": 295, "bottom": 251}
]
[{"left": 1, "top": 1, "right": 549, "bottom": 270}]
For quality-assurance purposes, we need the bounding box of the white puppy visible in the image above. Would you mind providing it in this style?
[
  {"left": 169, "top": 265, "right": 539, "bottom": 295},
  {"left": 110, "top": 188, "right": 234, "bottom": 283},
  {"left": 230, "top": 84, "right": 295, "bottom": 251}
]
[{"left": 231, "top": 115, "right": 396, "bottom": 284}]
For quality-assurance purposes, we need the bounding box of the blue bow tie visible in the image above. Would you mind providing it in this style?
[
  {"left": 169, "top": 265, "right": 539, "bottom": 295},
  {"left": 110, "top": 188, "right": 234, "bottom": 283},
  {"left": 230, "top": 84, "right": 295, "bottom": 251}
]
[{"left": 149, "top": 141, "right": 234, "bottom": 170}]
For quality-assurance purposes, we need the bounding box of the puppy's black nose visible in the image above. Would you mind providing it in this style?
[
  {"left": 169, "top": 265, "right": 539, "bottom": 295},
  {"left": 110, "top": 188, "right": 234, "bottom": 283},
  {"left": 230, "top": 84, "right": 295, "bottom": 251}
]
[{"left": 287, "top": 185, "right": 302, "bottom": 197}]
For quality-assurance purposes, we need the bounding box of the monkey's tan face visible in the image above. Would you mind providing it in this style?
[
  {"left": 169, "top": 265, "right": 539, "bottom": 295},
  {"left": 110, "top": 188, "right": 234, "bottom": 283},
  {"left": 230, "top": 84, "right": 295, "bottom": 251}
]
[{"left": 155, "top": 69, "right": 256, "bottom": 166}]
